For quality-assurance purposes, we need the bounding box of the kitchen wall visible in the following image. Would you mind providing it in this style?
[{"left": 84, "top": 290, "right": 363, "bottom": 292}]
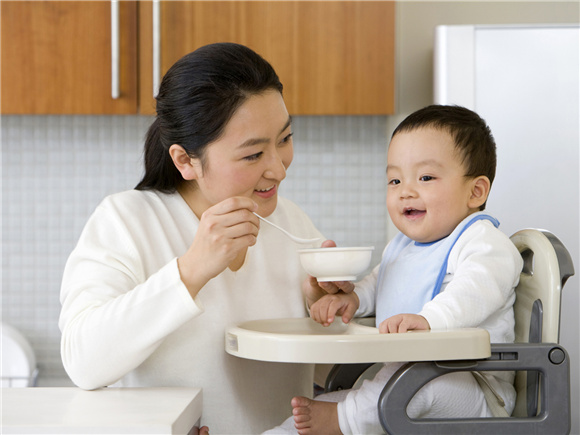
[{"left": 1, "top": 114, "right": 389, "bottom": 385}]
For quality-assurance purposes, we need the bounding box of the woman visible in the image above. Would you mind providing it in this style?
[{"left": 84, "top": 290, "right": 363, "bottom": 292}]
[{"left": 59, "top": 43, "right": 327, "bottom": 433}]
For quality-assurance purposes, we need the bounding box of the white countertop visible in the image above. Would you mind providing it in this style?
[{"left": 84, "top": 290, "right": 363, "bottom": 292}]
[{"left": 1, "top": 387, "right": 202, "bottom": 434}]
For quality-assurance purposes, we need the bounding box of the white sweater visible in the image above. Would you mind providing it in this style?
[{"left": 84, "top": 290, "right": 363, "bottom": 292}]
[{"left": 60, "top": 190, "right": 323, "bottom": 433}]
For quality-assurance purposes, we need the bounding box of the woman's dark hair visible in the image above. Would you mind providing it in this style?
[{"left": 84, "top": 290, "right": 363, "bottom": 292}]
[
  {"left": 392, "top": 105, "right": 496, "bottom": 210},
  {"left": 135, "top": 43, "right": 283, "bottom": 192}
]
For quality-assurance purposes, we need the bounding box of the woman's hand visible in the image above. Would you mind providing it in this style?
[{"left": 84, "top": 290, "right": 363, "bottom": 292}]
[
  {"left": 317, "top": 279, "right": 356, "bottom": 295},
  {"left": 302, "top": 277, "right": 355, "bottom": 309},
  {"left": 379, "top": 314, "right": 430, "bottom": 333},
  {"left": 301, "top": 240, "right": 357, "bottom": 308},
  {"left": 310, "top": 292, "right": 360, "bottom": 326},
  {"left": 177, "top": 196, "right": 259, "bottom": 297}
]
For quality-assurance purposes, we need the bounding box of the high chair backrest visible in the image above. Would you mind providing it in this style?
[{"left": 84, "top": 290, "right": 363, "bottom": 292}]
[{"left": 509, "top": 229, "right": 575, "bottom": 417}]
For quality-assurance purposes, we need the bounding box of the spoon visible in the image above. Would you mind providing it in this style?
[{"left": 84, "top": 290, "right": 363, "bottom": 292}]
[{"left": 253, "top": 212, "right": 322, "bottom": 245}]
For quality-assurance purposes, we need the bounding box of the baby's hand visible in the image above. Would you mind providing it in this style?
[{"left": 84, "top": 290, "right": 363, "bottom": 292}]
[
  {"left": 310, "top": 291, "right": 359, "bottom": 327},
  {"left": 379, "top": 314, "right": 430, "bottom": 334}
]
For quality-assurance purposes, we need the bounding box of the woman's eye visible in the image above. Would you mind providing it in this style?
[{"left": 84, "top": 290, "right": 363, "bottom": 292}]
[
  {"left": 420, "top": 175, "right": 434, "bottom": 182},
  {"left": 244, "top": 152, "right": 263, "bottom": 161},
  {"left": 280, "top": 132, "right": 293, "bottom": 144}
]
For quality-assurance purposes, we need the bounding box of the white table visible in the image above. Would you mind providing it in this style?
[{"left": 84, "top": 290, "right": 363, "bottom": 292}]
[{"left": 1, "top": 387, "right": 202, "bottom": 434}]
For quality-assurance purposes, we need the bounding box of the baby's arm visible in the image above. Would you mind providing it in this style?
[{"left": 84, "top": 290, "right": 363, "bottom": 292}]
[
  {"left": 379, "top": 313, "right": 430, "bottom": 333},
  {"left": 419, "top": 223, "right": 522, "bottom": 333},
  {"left": 310, "top": 291, "right": 360, "bottom": 326}
]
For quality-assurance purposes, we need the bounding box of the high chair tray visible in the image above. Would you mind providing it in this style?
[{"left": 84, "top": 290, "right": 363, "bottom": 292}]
[{"left": 225, "top": 318, "right": 491, "bottom": 364}]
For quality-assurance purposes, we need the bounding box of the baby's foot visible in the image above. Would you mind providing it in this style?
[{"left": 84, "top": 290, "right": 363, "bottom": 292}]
[
  {"left": 198, "top": 426, "right": 209, "bottom": 435},
  {"left": 291, "top": 396, "right": 341, "bottom": 435}
]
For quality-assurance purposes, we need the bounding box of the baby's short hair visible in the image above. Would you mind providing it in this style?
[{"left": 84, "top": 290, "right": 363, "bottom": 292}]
[{"left": 392, "top": 105, "right": 497, "bottom": 189}]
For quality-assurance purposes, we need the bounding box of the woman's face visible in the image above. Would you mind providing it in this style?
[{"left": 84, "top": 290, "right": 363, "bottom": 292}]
[{"left": 189, "top": 89, "right": 293, "bottom": 218}]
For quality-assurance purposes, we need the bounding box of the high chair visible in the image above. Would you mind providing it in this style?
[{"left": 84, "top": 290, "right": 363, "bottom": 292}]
[{"left": 324, "top": 229, "right": 575, "bottom": 434}]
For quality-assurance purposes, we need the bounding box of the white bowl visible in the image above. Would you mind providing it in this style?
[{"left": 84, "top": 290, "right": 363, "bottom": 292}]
[{"left": 298, "top": 247, "right": 374, "bottom": 282}]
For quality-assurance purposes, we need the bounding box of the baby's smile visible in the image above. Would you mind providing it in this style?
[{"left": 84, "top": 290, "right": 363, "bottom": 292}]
[{"left": 403, "top": 208, "right": 426, "bottom": 219}]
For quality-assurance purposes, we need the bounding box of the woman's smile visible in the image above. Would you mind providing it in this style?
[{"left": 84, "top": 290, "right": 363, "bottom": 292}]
[{"left": 254, "top": 185, "right": 278, "bottom": 199}]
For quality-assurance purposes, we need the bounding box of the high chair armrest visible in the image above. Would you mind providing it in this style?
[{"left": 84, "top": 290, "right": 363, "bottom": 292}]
[{"left": 376, "top": 342, "right": 570, "bottom": 434}]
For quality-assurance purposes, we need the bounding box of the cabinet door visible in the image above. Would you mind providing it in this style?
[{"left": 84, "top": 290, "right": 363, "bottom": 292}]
[
  {"left": 138, "top": 1, "right": 394, "bottom": 115},
  {"left": 1, "top": 1, "right": 138, "bottom": 114}
]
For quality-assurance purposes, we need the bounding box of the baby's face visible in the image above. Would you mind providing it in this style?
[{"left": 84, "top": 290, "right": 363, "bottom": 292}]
[{"left": 386, "top": 127, "right": 478, "bottom": 243}]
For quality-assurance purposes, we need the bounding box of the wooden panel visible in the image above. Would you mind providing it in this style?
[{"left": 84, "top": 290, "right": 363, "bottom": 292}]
[
  {"left": 1, "top": 1, "right": 138, "bottom": 114},
  {"left": 138, "top": 1, "right": 394, "bottom": 115}
]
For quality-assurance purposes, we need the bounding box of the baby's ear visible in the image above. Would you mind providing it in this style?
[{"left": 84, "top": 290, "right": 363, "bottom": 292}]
[
  {"left": 169, "top": 144, "right": 202, "bottom": 180},
  {"left": 468, "top": 176, "right": 491, "bottom": 209}
]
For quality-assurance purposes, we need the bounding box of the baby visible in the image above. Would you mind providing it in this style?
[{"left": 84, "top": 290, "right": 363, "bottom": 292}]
[{"left": 266, "top": 105, "right": 523, "bottom": 434}]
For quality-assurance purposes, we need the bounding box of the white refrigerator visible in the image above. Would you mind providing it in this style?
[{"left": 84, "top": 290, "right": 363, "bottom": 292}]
[{"left": 434, "top": 24, "right": 579, "bottom": 433}]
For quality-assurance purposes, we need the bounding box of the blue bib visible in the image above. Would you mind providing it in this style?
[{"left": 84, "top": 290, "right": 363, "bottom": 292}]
[{"left": 375, "top": 212, "right": 499, "bottom": 326}]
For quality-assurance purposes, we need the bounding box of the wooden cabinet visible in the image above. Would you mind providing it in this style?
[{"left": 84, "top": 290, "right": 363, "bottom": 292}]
[
  {"left": 1, "top": 1, "right": 138, "bottom": 114},
  {"left": 138, "top": 1, "right": 395, "bottom": 115},
  {"left": 2, "top": 1, "right": 394, "bottom": 115}
]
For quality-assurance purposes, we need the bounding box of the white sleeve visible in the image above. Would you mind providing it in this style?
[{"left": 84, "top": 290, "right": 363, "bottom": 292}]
[
  {"left": 59, "top": 202, "right": 201, "bottom": 390},
  {"left": 419, "top": 222, "right": 522, "bottom": 336},
  {"left": 353, "top": 243, "right": 390, "bottom": 318},
  {"left": 353, "top": 263, "right": 380, "bottom": 318}
]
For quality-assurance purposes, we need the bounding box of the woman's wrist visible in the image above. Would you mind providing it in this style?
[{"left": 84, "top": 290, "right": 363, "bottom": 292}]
[{"left": 176, "top": 256, "right": 211, "bottom": 299}]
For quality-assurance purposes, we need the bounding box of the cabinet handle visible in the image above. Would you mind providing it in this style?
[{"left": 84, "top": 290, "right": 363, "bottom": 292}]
[
  {"left": 152, "top": 0, "right": 161, "bottom": 98},
  {"left": 110, "top": 0, "right": 120, "bottom": 99}
]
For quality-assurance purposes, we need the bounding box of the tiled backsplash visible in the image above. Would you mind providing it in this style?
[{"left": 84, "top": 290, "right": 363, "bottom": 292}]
[{"left": 1, "top": 115, "right": 389, "bottom": 385}]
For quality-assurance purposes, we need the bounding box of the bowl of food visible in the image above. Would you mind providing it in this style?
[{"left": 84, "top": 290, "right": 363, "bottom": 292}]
[{"left": 298, "top": 247, "right": 374, "bottom": 282}]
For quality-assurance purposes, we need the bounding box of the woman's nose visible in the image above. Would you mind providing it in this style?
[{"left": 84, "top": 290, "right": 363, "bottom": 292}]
[{"left": 263, "top": 150, "right": 287, "bottom": 180}]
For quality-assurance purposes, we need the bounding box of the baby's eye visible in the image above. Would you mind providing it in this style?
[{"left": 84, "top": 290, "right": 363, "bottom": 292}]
[
  {"left": 420, "top": 175, "right": 434, "bottom": 182},
  {"left": 244, "top": 152, "right": 263, "bottom": 162},
  {"left": 388, "top": 179, "right": 400, "bottom": 185}
]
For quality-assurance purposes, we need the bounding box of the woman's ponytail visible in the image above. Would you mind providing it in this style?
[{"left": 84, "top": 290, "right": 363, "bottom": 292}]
[{"left": 135, "top": 118, "right": 181, "bottom": 192}]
